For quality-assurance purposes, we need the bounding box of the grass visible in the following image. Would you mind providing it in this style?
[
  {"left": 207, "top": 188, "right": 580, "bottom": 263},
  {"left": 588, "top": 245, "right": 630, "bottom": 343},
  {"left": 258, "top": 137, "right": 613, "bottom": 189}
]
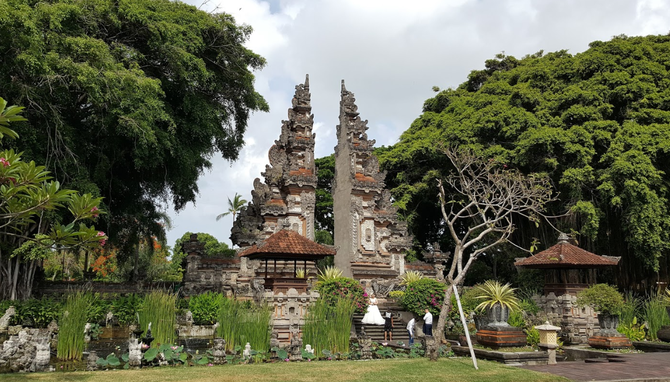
[
  {"left": 643, "top": 296, "right": 670, "bottom": 341},
  {"left": 217, "top": 298, "right": 271, "bottom": 352},
  {"left": 57, "top": 292, "right": 91, "bottom": 361},
  {"left": 303, "top": 298, "right": 355, "bottom": 356},
  {"left": 138, "top": 291, "right": 176, "bottom": 347},
  {"left": 0, "top": 358, "right": 568, "bottom": 382}
]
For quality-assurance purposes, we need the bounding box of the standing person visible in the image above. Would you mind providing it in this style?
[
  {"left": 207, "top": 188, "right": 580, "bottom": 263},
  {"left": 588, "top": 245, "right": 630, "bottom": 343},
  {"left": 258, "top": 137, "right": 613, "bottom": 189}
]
[
  {"left": 383, "top": 312, "right": 394, "bottom": 342},
  {"left": 407, "top": 316, "right": 416, "bottom": 346},
  {"left": 423, "top": 308, "right": 433, "bottom": 336},
  {"left": 361, "top": 293, "right": 385, "bottom": 325}
]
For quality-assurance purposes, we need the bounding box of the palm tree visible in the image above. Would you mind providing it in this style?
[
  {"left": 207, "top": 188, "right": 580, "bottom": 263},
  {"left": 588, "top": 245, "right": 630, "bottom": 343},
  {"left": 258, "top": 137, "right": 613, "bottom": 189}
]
[{"left": 216, "top": 193, "right": 248, "bottom": 224}]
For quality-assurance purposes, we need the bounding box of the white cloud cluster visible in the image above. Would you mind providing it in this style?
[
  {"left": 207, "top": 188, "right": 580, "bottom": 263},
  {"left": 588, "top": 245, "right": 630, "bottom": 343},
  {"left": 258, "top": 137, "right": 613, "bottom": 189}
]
[{"left": 168, "top": 0, "right": 670, "bottom": 249}]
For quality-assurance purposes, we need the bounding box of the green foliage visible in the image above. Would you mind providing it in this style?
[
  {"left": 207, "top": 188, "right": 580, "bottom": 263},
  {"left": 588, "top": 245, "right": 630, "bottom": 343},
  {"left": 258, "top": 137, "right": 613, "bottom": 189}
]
[
  {"left": 303, "top": 298, "right": 356, "bottom": 357},
  {"left": 400, "top": 271, "right": 425, "bottom": 285},
  {"left": 525, "top": 327, "right": 540, "bottom": 347},
  {"left": 379, "top": 35, "right": 670, "bottom": 284},
  {"left": 272, "top": 346, "right": 289, "bottom": 360},
  {"left": 473, "top": 280, "right": 521, "bottom": 312},
  {"left": 389, "top": 290, "right": 405, "bottom": 300},
  {"left": 57, "top": 292, "right": 92, "bottom": 360},
  {"left": 576, "top": 284, "right": 624, "bottom": 315},
  {"left": 111, "top": 294, "right": 142, "bottom": 325},
  {"left": 188, "top": 292, "right": 223, "bottom": 325},
  {"left": 217, "top": 298, "right": 271, "bottom": 352},
  {"left": 617, "top": 316, "right": 646, "bottom": 342},
  {"left": 138, "top": 291, "right": 177, "bottom": 347},
  {"left": 643, "top": 295, "right": 670, "bottom": 341},
  {"left": 401, "top": 278, "right": 447, "bottom": 316},
  {"left": 0, "top": 0, "right": 268, "bottom": 263},
  {"left": 216, "top": 193, "right": 248, "bottom": 222},
  {"left": 317, "top": 266, "right": 343, "bottom": 282},
  {"left": 314, "top": 155, "right": 335, "bottom": 233},
  {"left": 4, "top": 297, "right": 62, "bottom": 328},
  {"left": 315, "top": 276, "right": 368, "bottom": 314},
  {"left": 96, "top": 353, "right": 121, "bottom": 368},
  {"left": 87, "top": 296, "right": 111, "bottom": 324}
]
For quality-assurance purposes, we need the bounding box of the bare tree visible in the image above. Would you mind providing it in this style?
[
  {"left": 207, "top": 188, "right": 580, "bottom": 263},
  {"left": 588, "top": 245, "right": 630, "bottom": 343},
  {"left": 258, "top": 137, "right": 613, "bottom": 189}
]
[{"left": 427, "top": 147, "right": 557, "bottom": 360}]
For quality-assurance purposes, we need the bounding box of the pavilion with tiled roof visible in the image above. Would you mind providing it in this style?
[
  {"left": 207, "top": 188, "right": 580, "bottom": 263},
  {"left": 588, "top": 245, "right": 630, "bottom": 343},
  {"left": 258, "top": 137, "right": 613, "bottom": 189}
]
[
  {"left": 515, "top": 232, "right": 620, "bottom": 296},
  {"left": 239, "top": 229, "right": 335, "bottom": 293}
]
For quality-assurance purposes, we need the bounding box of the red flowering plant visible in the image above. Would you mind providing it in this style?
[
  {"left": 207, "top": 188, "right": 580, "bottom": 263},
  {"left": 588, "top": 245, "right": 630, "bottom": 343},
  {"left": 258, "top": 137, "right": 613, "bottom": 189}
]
[{"left": 315, "top": 277, "right": 368, "bottom": 314}]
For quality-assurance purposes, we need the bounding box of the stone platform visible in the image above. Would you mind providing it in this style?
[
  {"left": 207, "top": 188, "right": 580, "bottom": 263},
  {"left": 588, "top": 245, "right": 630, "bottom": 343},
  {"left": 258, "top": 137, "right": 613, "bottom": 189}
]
[
  {"left": 588, "top": 335, "right": 632, "bottom": 349},
  {"left": 475, "top": 328, "right": 526, "bottom": 348}
]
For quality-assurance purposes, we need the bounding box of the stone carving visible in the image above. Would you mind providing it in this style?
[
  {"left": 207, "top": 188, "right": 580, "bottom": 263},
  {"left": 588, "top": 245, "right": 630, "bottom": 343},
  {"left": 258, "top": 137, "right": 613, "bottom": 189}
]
[
  {"left": 212, "top": 338, "right": 227, "bottom": 365},
  {"left": 86, "top": 350, "right": 99, "bottom": 371},
  {"left": 243, "top": 342, "right": 252, "bottom": 359},
  {"left": 232, "top": 75, "right": 318, "bottom": 247},
  {"left": 289, "top": 326, "right": 302, "bottom": 361},
  {"left": 333, "top": 80, "right": 412, "bottom": 280},
  {"left": 0, "top": 306, "right": 16, "bottom": 331},
  {"left": 304, "top": 344, "right": 314, "bottom": 355},
  {"left": 357, "top": 327, "right": 372, "bottom": 360}
]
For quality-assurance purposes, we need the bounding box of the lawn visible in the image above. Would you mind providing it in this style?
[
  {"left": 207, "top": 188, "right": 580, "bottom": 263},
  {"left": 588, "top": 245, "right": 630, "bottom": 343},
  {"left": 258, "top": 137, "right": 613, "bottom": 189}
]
[{"left": 3, "top": 358, "right": 568, "bottom": 382}]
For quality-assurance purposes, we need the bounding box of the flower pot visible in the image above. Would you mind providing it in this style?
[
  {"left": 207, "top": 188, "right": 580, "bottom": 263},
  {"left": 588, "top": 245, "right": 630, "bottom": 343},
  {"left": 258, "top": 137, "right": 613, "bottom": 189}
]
[
  {"left": 596, "top": 313, "right": 620, "bottom": 336},
  {"left": 473, "top": 314, "right": 489, "bottom": 330},
  {"left": 485, "top": 303, "right": 511, "bottom": 328}
]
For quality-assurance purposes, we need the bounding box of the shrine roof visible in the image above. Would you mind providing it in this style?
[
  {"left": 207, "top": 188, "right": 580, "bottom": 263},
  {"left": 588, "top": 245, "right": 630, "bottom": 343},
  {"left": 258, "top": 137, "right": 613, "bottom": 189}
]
[
  {"left": 238, "top": 229, "right": 335, "bottom": 260},
  {"left": 514, "top": 234, "right": 619, "bottom": 269}
]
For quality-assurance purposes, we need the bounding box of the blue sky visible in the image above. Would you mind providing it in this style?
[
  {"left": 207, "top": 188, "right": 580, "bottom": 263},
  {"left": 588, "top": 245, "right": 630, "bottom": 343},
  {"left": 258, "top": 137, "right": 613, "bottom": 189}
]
[{"left": 167, "top": 0, "right": 670, "bottom": 250}]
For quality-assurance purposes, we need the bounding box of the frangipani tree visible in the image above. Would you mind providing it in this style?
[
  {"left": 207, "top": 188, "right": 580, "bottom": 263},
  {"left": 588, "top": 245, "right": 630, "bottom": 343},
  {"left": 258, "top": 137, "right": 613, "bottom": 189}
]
[
  {"left": 427, "top": 147, "right": 557, "bottom": 360},
  {"left": 0, "top": 98, "right": 107, "bottom": 300}
]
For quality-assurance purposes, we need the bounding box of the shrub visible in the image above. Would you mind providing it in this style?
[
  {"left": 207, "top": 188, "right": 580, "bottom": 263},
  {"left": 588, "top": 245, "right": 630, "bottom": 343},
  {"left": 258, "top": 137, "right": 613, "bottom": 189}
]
[
  {"left": 400, "top": 271, "right": 424, "bottom": 285},
  {"left": 111, "top": 294, "right": 141, "bottom": 325},
  {"left": 188, "top": 292, "right": 223, "bottom": 325},
  {"left": 617, "top": 317, "right": 646, "bottom": 342},
  {"left": 576, "top": 284, "right": 624, "bottom": 315},
  {"left": 448, "top": 285, "right": 481, "bottom": 323},
  {"left": 316, "top": 277, "right": 368, "bottom": 314},
  {"left": 317, "top": 266, "right": 343, "bottom": 282},
  {"left": 87, "top": 295, "right": 111, "bottom": 324},
  {"left": 10, "top": 297, "right": 62, "bottom": 327},
  {"left": 388, "top": 290, "right": 405, "bottom": 300},
  {"left": 401, "top": 278, "right": 447, "bottom": 316}
]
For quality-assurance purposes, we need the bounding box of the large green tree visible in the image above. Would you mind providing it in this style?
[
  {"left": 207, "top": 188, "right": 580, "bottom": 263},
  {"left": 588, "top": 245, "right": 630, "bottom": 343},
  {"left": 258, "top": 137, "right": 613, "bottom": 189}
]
[
  {"left": 380, "top": 34, "right": 670, "bottom": 287},
  {"left": 0, "top": 0, "right": 268, "bottom": 270}
]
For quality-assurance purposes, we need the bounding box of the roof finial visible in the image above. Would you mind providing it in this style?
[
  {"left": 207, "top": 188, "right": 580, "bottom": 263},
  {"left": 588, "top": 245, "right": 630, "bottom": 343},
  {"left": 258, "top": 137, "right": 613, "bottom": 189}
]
[
  {"left": 304, "top": 74, "right": 309, "bottom": 88},
  {"left": 341, "top": 79, "right": 346, "bottom": 93},
  {"left": 557, "top": 232, "right": 570, "bottom": 244}
]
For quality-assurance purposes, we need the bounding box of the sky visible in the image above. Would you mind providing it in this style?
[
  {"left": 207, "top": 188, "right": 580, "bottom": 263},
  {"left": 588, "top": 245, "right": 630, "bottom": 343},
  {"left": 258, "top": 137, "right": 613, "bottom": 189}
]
[{"left": 168, "top": 0, "right": 670, "bottom": 250}]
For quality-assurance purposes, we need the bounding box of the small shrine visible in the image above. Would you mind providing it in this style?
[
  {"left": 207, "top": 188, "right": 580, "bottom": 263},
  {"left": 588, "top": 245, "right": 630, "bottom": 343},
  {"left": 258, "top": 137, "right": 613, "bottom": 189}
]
[
  {"left": 238, "top": 229, "right": 335, "bottom": 294},
  {"left": 514, "top": 233, "right": 620, "bottom": 344}
]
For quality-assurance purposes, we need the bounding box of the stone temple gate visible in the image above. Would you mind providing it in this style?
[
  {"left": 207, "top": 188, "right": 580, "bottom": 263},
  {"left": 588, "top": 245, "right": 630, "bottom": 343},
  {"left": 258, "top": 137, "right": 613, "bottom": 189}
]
[{"left": 230, "top": 75, "right": 413, "bottom": 284}]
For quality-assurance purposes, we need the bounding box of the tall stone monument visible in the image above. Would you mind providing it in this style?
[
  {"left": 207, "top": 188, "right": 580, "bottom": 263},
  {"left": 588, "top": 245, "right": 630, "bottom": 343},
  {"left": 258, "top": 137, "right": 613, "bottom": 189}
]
[
  {"left": 332, "top": 81, "right": 412, "bottom": 280},
  {"left": 231, "top": 75, "right": 318, "bottom": 247}
]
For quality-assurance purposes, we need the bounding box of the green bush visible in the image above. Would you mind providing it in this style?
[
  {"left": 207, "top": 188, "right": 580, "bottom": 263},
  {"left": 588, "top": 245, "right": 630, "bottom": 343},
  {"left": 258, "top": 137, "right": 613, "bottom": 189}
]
[
  {"left": 401, "top": 278, "right": 447, "bottom": 316},
  {"left": 189, "top": 292, "right": 223, "bottom": 325},
  {"left": 111, "top": 294, "right": 141, "bottom": 325},
  {"left": 4, "top": 297, "right": 62, "bottom": 327},
  {"left": 87, "top": 295, "right": 111, "bottom": 324},
  {"left": 576, "top": 284, "right": 624, "bottom": 315},
  {"left": 316, "top": 277, "right": 368, "bottom": 314},
  {"left": 389, "top": 290, "right": 405, "bottom": 300},
  {"left": 617, "top": 316, "right": 646, "bottom": 341}
]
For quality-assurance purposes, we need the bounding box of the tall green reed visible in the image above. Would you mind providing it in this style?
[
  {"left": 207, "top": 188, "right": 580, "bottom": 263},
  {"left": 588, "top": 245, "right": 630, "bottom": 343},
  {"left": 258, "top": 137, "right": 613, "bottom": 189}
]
[
  {"left": 138, "top": 291, "right": 176, "bottom": 347},
  {"left": 303, "top": 297, "right": 355, "bottom": 356},
  {"left": 57, "top": 292, "right": 91, "bottom": 360},
  {"left": 217, "top": 298, "right": 271, "bottom": 352},
  {"left": 643, "top": 295, "right": 670, "bottom": 341},
  {"left": 620, "top": 291, "right": 641, "bottom": 327}
]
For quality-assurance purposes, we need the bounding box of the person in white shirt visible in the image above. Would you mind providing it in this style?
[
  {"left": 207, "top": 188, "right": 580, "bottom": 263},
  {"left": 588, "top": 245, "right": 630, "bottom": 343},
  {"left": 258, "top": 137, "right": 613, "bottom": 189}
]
[
  {"left": 423, "top": 308, "right": 433, "bottom": 336},
  {"left": 406, "top": 317, "right": 416, "bottom": 345}
]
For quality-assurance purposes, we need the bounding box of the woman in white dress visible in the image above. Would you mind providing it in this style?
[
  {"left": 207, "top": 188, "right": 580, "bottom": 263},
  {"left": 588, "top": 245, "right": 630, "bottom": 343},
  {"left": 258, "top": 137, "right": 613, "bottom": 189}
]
[{"left": 361, "top": 293, "right": 385, "bottom": 325}]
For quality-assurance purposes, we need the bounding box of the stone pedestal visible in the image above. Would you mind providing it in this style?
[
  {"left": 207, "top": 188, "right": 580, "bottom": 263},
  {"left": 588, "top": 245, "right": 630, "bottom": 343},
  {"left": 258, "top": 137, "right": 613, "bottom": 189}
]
[
  {"left": 127, "top": 338, "right": 142, "bottom": 367},
  {"left": 476, "top": 328, "right": 527, "bottom": 348},
  {"left": 588, "top": 335, "right": 632, "bottom": 349},
  {"left": 538, "top": 343, "right": 558, "bottom": 365}
]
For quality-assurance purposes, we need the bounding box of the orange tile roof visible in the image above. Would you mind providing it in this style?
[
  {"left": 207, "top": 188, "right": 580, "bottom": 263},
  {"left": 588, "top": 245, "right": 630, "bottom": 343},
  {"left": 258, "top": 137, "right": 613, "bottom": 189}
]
[
  {"left": 289, "top": 168, "right": 313, "bottom": 176},
  {"left": 238, "top": 229, "right": 336, "bottom": 260},
  {"left": 514, "top": 240, "right": 619, "bottom": 269},
  {"left": 354, "top": 173, "right": 375, "bottom": 182}
]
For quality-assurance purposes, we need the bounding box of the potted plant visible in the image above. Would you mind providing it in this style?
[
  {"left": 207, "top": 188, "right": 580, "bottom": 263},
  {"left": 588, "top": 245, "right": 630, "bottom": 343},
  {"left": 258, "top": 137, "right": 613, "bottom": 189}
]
[
  {"left": 576, "top": 284, "right": 625, "bottom": 335},
  {"left": 473, "top": 280, "right": 521, "bottom": 328}
]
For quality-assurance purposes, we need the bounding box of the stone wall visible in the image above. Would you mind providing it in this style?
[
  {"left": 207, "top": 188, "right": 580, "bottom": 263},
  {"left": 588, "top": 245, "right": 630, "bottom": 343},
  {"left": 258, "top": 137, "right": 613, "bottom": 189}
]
[{"left": 533, "top": 292, "right": 598, "bottom": 345}]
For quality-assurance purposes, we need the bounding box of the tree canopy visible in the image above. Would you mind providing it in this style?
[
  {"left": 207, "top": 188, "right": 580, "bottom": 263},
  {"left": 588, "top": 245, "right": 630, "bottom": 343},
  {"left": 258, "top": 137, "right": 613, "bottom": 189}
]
[
  {"left": 379, "top": 34, "right": 670, "bottom": 286},
  {"left": 0, "top": 0, "right": 268, "bottom": 264}
]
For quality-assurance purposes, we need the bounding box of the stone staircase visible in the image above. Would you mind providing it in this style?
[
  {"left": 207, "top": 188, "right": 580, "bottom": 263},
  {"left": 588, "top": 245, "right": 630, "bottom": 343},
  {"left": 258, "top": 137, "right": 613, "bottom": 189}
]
[{"left": 352, "top": 313, "right": 410, "bottom": 343}]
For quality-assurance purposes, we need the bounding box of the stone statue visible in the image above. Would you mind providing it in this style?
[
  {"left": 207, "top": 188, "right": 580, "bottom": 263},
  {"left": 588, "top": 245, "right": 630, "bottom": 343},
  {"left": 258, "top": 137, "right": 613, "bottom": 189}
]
[
  {"left": 270, "top": 331, "right": 280, "bottom": 349},
  {"left": 289, "top": 326, "right": 302, "bottom": 361},
  {"left": 86, "top": 350, "right": 99, "bottom": 371},
  {"left": 304, "top": 344, "right": 314, "bottom": 355},
  {"left": 128, "top": 338, "right": 142, "bottom": 367},
  {"left": 243, "top": 342, "right": 252, "bottom": 359},
  {"left": 84, "top": 323, "right": 92, "bottom": 343},
  {"left": 185, "top": 311, "right": 194, "bottom": 326},
  {"left": 358, "top": 327, "right": 372, "bottom": 360},
  {"left": 212, "top": 338, "right": 227, "bottom": 365}
]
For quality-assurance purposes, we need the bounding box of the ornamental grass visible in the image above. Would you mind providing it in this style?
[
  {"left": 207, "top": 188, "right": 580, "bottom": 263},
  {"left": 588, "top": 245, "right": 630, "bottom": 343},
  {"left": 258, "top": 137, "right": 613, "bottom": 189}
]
[
  {"left": 57, "top": 291, "right": 91, "bottom": 360},
  {"left": 138, "top": 291, "right": 176, "bottom": 347},
  {"left": 303, "top": 297, "right": 355, "bottom": 356},
  {"left": 217, "top": 298, "right": 271, "bottom": 352}
]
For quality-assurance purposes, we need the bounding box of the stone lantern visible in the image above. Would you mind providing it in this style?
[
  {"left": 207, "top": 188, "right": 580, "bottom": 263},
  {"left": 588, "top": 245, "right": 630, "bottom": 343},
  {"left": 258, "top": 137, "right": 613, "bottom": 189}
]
[{"left": 535, "top": 321, "right": 561, "bottom": 365}]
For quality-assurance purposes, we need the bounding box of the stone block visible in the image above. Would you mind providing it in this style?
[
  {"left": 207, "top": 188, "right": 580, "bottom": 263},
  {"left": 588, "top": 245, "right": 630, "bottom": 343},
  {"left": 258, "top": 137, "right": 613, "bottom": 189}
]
[
  {"left": 476, "top": 328, "right": 526, "bottom": 348},
  {"left": 588, "top": 335, "right": 632, "bottom": 349}
]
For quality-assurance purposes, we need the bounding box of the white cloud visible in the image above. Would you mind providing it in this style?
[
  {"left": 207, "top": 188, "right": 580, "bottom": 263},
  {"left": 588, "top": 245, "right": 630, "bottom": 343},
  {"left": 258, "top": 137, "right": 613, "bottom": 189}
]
[{"left": 170, "top": 0, "right": 670, "bottom": 249}]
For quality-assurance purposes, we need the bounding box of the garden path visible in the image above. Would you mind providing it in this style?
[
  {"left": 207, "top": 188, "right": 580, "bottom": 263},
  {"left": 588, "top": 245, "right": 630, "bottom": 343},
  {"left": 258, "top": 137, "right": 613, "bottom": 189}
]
[{"left": 521, "top": 352, "right": 670, "bottom": 381}]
